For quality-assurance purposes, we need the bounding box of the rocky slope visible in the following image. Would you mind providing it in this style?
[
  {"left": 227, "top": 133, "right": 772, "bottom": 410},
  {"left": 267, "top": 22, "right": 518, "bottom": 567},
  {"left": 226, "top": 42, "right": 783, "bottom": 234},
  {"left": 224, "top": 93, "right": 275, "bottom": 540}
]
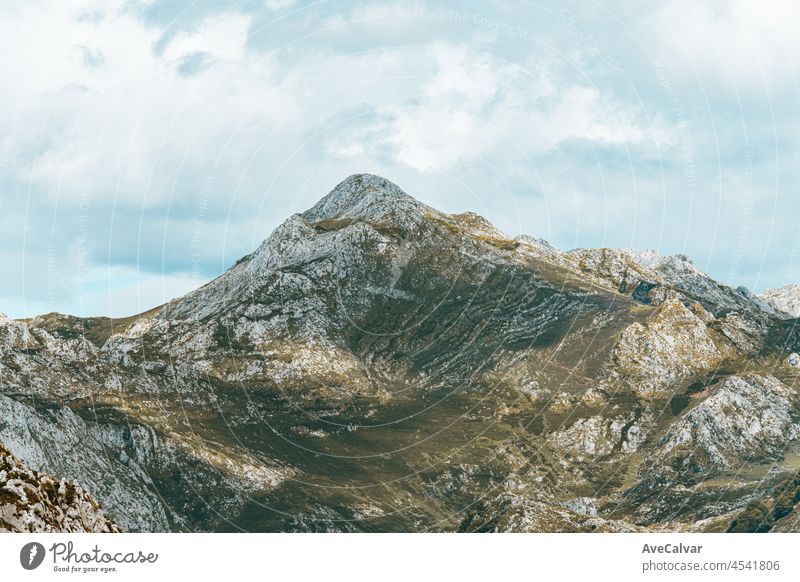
[
  {"left": 2, "top": 173, "right": 800, "bottom": 532},
  {"left": 0, "top": 443, "right": 120, "bottom": 532},
  {"left": 761, "top": 285, "right": 800, "bottom": 318}
]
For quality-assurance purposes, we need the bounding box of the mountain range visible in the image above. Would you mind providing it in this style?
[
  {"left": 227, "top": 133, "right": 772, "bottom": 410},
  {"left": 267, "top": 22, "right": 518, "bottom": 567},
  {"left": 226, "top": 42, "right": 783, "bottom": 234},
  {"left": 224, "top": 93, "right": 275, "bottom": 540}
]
[{"left": 2, "top": 174, "right": 800, "bottom": 533}]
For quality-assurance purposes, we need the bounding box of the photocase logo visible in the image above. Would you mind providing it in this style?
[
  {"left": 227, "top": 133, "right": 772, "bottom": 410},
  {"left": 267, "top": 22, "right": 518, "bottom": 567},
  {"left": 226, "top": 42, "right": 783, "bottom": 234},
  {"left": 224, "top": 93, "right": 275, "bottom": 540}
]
[{"left": 20, "top": 542, "right": 46, "bottom": 570}]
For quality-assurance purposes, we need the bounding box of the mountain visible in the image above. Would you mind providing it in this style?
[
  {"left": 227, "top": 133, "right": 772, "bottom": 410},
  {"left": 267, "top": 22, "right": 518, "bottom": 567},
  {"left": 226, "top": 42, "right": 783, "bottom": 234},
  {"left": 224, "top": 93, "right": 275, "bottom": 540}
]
[{"left": 2, "top": 173, "right": 800, "bottom": 532}]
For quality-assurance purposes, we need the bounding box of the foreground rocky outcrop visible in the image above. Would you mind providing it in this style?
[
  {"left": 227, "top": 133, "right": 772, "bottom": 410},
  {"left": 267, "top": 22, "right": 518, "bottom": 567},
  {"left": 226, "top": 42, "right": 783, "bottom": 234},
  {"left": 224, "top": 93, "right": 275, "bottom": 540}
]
[
  {"left": 1, "top": 174, "right": 799, "bottom": 532},
  {"left": 0, "top": 443, "right": 120, "bottom": 532}
]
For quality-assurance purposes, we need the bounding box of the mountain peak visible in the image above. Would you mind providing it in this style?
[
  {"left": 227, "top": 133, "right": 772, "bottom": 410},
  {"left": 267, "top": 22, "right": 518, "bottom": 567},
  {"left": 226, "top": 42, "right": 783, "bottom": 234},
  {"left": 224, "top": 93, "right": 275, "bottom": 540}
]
[{"left": 301, "top": 173, "right": 422, "bottom": 224}]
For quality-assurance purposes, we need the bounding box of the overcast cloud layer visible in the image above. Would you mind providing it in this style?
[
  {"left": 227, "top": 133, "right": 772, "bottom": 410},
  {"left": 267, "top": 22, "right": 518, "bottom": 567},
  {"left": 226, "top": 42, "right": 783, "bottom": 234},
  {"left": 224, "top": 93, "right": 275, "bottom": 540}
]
[{"left": 1, "top": 0, "right": 799, "bottom": 318}]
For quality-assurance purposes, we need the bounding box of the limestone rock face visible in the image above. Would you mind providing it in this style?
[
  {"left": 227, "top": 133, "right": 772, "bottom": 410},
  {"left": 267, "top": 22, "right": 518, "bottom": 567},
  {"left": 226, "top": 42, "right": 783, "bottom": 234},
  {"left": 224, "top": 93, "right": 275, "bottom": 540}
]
[
  {"left": 2, "top": 174, "right": 800, "bottom": 532},
  {"left": 608, "top": 298, "right": 721, "bottom": 396},
  {"left": 761, "top": 284, "right": 800, "bottom": 317},
  {"left": 656, "top": 375, "right": 800, "bottom": 476},
  {"left": 0, "top": 443, "right": 120, "bottom": 533},
  {"left": 564, "top": 247, "right": 772, "bottom": 312}
]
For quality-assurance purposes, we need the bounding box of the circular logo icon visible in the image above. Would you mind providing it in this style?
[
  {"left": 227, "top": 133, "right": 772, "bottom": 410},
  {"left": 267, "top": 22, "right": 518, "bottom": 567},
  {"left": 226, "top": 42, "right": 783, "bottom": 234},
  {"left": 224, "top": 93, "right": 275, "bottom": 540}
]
[{"left": 20, "top": 542, "right": 46, "bottom": 570}]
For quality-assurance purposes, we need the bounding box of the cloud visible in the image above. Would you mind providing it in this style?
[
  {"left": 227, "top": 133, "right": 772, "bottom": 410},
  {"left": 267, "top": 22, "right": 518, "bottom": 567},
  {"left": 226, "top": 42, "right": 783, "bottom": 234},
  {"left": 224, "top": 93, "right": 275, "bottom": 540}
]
[
  {"left": 643, "top": 0, "right": 800, "bottom": 89},
  {"left": 0, "top": 0, "right": 798, "bottom": 318},
  {"left": 163, "top": 11, "right": 250, "bottom": 63},
  {"left": 322, "top": 46, "right": 668, "bottom": 173}
]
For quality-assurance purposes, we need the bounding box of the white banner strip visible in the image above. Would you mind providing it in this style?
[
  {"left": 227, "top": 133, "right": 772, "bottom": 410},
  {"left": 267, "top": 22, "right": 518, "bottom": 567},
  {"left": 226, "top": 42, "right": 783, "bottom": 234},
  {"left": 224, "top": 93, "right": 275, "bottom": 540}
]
[{"left": 2, "top": 533, "right": 797, "bottom": 581}]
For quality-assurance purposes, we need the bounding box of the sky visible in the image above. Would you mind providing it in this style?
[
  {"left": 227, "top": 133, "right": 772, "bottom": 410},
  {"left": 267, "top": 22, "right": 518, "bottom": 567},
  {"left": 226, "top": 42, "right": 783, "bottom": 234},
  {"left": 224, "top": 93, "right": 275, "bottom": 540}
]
[{"left": 1, "top": 0, "right": 799, "bottom": 318}]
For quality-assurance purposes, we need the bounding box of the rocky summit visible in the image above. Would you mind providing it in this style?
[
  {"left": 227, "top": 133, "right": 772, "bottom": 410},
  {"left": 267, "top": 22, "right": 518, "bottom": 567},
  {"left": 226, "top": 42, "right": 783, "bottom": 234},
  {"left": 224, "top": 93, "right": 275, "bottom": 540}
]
[{"left": 2, "top": 173, "right": 800, "bottom": 533}]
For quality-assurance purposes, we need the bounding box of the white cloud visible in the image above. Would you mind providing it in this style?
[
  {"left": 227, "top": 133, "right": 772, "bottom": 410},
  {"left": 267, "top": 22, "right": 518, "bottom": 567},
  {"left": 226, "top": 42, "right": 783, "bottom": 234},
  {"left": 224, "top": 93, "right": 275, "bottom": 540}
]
[
  {"left": 263, "top": 0, "right": 297, "bottom": 10},
  {"left": 346, "top": 46, "right": 672, "bottom": 172},
  {"left": 163, "top": 12, "right": 251, "bottom": 63},
  {"left": 386, "top": 48, "right": 508, "bottom": 171},
  {"left": 643, "top": 0, "right": 800, "bottom": 87},
  {"left": 0, "top": 2, "right": 300, "bottom": 212}
]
